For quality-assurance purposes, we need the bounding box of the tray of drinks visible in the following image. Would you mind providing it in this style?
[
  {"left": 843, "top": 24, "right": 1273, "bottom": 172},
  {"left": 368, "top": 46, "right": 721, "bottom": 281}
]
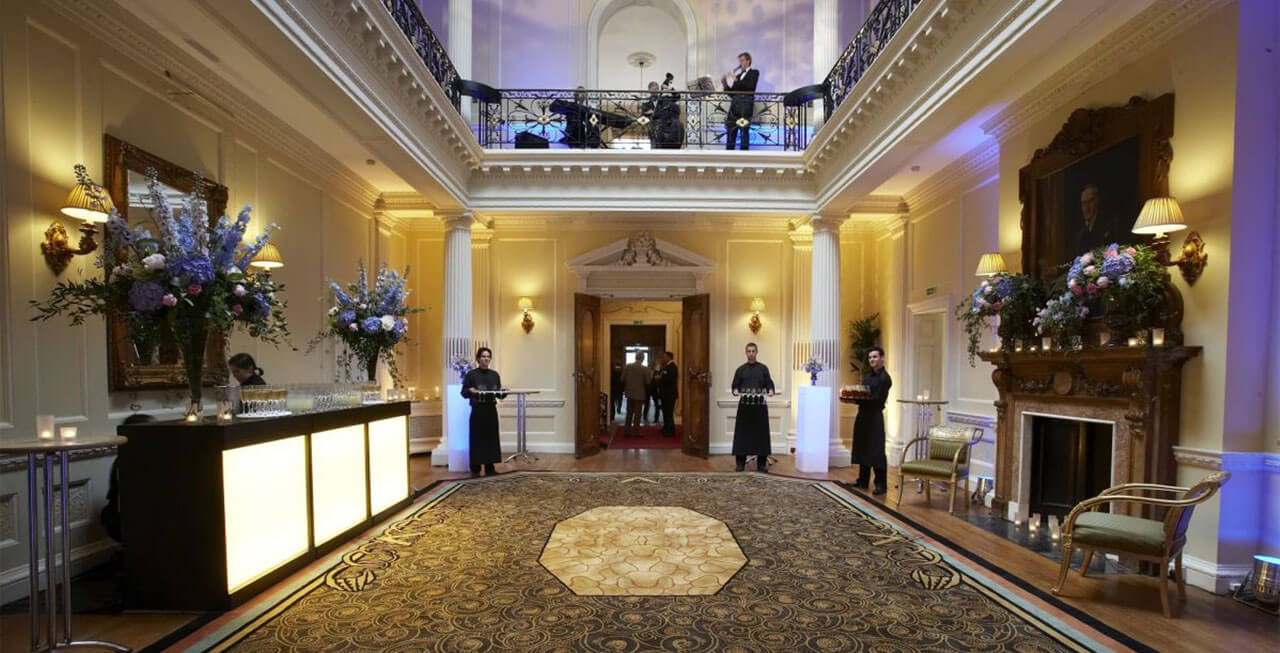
[{"left": 839, "top": 385, "right": 870, "bottom": 403}]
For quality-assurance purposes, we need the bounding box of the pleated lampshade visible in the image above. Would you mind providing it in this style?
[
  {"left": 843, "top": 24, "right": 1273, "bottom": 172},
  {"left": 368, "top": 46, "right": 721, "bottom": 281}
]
[
  {"left": 60, "top": 182, "right": 115, "bottom": 223},
  {"left": 974, "top": 253, "right": 1008, "bottom": 277},
  {"left": 249, "top": 243, "right": 284, "bottom": 270},
  {"left": 1131, "top": 197, "right": 1187, "bottom": 236}
]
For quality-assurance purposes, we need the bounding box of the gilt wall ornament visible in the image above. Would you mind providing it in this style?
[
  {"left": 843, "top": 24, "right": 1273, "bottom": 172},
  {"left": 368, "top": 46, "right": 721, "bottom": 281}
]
[{"left": 618, "top": 232, "right": 668, "bottom": 267}]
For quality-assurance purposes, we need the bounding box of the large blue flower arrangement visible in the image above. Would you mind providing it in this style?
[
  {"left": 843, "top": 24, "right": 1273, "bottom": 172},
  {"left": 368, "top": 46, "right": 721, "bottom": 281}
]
[
  {"left": 31, "top": 168, "right": 290, "bottom": 407},
  {"left": 314, "top": 262, "right": 420, "bottom": 382},
  {"left": 1057, "top": 242, "right": 1168, "bottom": 338},
  {"left": 954, "top": 272, "right": 1044, "bottom": 365}
]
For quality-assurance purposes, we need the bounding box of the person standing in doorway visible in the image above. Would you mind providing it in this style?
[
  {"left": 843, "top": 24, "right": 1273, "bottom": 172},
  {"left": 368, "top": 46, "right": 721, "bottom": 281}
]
[
  {"left": 622, "top": 352, "right": 652, "bottom": 436},
  {"left": 611, "top": 363, "right": 624, "bottom": 416},
  {"left": 658, "top": 351, "right": 679, "bottom": 436},
  {"left": 731, "top": 343, "right": 775, "bottom": 471},
  {"left": 852, "top": 347, "right": 893, "bottom": 494}
]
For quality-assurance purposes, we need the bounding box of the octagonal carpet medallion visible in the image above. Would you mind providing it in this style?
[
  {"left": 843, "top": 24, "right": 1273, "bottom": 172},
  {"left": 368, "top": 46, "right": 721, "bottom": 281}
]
[{"left": 180, "top": 473, "right": 1153, "bottom": 652}]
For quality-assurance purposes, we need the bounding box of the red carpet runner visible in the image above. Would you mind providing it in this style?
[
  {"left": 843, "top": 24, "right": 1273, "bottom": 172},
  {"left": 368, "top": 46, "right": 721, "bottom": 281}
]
[{"left": 601, "top": 424, "right": 682, "bottom": 449}]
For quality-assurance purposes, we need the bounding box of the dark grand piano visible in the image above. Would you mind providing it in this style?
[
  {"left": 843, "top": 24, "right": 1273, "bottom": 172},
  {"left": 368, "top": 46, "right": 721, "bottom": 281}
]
[{"left": 550, "top": 98, "right": 633, "bottom": 148}]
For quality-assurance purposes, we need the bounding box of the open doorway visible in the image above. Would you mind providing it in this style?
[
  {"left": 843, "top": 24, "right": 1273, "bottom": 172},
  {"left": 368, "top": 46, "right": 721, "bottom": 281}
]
[{"left": 602, "top": 302, "right": 681, "bottom": 449}]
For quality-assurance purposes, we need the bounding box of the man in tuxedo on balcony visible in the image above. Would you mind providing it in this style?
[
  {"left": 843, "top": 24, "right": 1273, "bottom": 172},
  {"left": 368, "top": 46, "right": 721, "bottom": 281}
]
[{"left": 722, "top": 52, "right": 759, "bottom": 150}]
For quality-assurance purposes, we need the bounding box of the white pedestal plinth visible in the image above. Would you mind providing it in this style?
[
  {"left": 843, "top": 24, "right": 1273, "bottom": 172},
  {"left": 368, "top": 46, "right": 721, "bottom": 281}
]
[
  {"left": 446, "top": 384, "right": 471, "bottom": 472},
  {"left": 795, "top": 385, "right": 832, "bottom": 473}
]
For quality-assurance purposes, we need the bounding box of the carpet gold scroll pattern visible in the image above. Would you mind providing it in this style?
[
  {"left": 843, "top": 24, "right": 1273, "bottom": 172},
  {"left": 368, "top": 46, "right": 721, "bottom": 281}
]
[
  {"left": 223, "top": 474, "right": 1098, "bottom": 652},
  {"left": 539, "top": 506, "right": 747, "bottom": 596}
]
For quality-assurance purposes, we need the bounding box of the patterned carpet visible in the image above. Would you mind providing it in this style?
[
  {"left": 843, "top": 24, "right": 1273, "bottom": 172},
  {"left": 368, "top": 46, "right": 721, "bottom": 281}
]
[{"left": 185, "top": 473, "right": 1151, "bottom": 652}]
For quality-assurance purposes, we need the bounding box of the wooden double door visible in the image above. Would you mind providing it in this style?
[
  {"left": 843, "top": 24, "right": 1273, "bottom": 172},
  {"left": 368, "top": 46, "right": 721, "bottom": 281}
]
[{"left": 574, "top": 293, "right": 710, "bottom": 458}]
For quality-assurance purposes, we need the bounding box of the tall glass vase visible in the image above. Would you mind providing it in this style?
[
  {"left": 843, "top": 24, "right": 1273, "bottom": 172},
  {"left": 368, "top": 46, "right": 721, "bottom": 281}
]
[
  {"left": 365, "top": 355, "right": 379, "bottom": 382},
  {"left": 182, "top": 322, "right": 210, "bottom": 421}
]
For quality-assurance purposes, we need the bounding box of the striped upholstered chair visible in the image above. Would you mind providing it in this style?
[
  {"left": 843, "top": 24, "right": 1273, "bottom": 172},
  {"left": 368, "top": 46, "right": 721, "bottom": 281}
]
[
  {"left": 896, "top": 425, "right": 983, "bottom": 514},
  {"left": 1051, "top": 471, "right": 1230, "bottom": 617}
]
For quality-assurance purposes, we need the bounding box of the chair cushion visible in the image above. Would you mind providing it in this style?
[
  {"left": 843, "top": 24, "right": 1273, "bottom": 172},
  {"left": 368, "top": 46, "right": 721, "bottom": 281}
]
[
  {"left": 927, "top": 426, "right": 974, "bottom": 464},
  {"left": 900, "top": 459, "right": 956, "bottom": 478},
  {"left": 1071, "top": 512, "right": 1167, "bottom": 556}
]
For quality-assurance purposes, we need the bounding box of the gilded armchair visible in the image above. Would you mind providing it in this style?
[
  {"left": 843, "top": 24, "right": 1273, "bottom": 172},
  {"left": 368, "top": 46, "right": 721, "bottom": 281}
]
[
  {"left": 896, "top": 425, "right": 983, "bottom": 514},
  {"left": 1051, "top": 471, "right": 1230, "bottom": 617}
]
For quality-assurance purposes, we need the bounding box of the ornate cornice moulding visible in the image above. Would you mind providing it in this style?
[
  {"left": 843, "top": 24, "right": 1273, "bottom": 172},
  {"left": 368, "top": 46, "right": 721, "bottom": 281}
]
[
  {"left": 808, "top": 0, "right": 1049, "bottom": 211},
  {"left": 806, "top": 0, "right": 984, "bottom": 169},
  {"left": 44, "top": 0, "right": 381, "bottom": 212},
  {"left": 981, "top": 0, "right": 1231, "bottom": 141}
]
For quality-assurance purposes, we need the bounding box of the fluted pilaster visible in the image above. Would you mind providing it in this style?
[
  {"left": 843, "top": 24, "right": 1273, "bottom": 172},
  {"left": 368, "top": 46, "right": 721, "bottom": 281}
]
[
  {"left": 442, "top": 212, "right": 474, "bottom": 371},
  {"left": 471, "top": 228, "right": 492, "bottom": 351}
]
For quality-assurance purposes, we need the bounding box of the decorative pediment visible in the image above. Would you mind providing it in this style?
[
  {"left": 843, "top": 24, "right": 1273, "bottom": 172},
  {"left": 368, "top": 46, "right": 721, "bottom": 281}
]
[{"left": 567, "top": 232, "right": 715, "bottom": 298}]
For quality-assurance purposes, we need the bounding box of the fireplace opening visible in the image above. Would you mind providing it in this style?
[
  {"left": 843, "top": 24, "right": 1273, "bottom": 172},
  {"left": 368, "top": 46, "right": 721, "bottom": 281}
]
[{"left": 1030, "top": 416, "right": 1113, "bottom": 518}]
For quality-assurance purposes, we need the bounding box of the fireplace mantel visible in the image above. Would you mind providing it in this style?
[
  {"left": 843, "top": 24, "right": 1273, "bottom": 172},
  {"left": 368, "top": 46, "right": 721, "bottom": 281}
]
[{"left": 979, "top": 346, "right": 1200, "bottom": 517}]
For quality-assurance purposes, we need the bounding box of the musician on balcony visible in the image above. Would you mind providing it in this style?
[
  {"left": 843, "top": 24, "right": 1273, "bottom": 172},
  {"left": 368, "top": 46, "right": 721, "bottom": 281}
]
[
  {"left": 563, "top": 86, "right": 603, "bottom": 149},
  {"left": 642, "top": 74, "right": 683, "bottom": 149},
  {"left": 722, "top": 52, "right": 759, "bottom": 150}
]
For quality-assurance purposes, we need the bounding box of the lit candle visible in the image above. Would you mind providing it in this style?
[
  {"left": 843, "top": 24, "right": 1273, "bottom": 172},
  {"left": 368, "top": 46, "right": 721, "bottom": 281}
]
[
  {"left": 1014, "top": 342, "right": 1024, "bottom": 353},
  {"left": 37, "top": 414, "right": 55, "bottom": 440},
  {"left": 1041, "top": 337, "right": 1052, "bottom": 351},
  {"left": 1099, "top": 332, "right": 1111, "bottom": 346},
  {"left": 916, "top": 394, "right": 923, "bottom": 401},
  {"left": 434, "top": 385, "right": 440, "bottom": 399},
  {"left": 1127, "top": 337, "right": 1139, "bottom": 347},
  {"left": 1152, "top": 328, "right": 1165, "bottom": 347},
  {"left": 59, "top": 426, "right": 77, "bottom": 440},
  {"left": 408, "top": 387, "right": 417, "bottom": 401}
]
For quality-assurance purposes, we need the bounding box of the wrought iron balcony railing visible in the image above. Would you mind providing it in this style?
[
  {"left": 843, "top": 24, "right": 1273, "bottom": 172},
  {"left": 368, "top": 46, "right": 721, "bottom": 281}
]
[
  {"left": 382, "top": 0, "right": 461, "bottom": 111},
  {"left": 462, "top": 87, "right": 815, "bottom": 151},
  {"left": 822, "top": 0, "right": 923, "bottom": 120}
]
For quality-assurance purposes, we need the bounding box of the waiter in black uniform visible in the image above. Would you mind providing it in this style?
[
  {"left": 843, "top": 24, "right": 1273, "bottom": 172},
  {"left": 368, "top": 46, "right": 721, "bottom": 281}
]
[
  {"left": 852, "top": 347, "right": 892, "bottom": 494},
  {"left": 731, "top": 342, "right": 775, "bottom": 472},
  {"left": 462, "top": 347, "right": 505, "bottom": 476}
]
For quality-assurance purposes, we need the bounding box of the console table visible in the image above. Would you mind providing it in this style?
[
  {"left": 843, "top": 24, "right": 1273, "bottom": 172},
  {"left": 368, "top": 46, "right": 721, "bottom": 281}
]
[{"left": 117, "top": 402, "right": 411, "bottom": 610}]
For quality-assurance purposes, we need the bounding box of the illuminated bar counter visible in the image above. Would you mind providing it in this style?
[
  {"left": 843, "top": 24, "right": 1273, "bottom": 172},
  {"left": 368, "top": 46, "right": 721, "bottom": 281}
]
[{"left": 117, "top": 401, "right": 411, "bottom": 610}]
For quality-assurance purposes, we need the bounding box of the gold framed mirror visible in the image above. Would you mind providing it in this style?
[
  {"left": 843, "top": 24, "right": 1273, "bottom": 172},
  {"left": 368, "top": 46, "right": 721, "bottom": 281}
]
[{"left": 102, "top": 134, "right": 231, "bottom": 391}]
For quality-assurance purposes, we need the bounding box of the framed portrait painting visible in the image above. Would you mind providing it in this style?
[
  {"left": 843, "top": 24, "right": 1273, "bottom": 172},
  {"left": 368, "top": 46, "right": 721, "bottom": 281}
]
[{"left": 1018, "top": 94, "right": 1174, "bottom": 282}]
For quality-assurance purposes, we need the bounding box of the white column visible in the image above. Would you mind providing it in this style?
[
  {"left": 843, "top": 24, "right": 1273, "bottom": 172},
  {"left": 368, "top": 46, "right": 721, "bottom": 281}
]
[
  {"left": 434, "top": 212, "right": 474, "bottom": 467},
  {"left": 813, "top": 0, "right": 839, "bottom": 126},
  {"left": 811, "top": 214, "right": 849, "bottom": 463},
  {"left": 448, "top": 0, "right": 473, "bottom": 123}
]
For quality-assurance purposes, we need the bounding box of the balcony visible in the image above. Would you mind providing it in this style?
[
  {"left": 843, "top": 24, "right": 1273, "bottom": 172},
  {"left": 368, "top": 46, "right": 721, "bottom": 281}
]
[
  {"left": 377, "top": 0, "right": 925, "bottom": 153},
  {"left": 463, "top": 87, "right": 815, "bottom": 151}
]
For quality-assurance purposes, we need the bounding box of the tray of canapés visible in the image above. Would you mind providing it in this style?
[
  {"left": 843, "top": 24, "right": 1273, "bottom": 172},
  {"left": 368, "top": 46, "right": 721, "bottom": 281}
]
[{"left": 839, "top": 385, "right": 870, "bottom": 404}]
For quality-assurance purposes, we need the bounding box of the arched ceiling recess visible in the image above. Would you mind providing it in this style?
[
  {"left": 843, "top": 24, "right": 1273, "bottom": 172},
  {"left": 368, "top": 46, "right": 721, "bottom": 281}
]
[{"left": 587, "top": 0, "right": 698, "bottom": 89}]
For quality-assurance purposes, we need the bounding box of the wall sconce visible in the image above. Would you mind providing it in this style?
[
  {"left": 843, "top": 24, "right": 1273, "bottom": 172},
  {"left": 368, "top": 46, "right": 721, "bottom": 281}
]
[
  {"left": 974, "top": 252, "right": 1008, "bottom": 277},
  {"left": 43, "top": 164, "right": 115, "bottom": 275},
  {"left": 249, "top": 243, "right": 284, "bottom": 274},
  {"left": 518, "top": 296, "right": 534, "bottom": 333},
  {"left": 1131, "top": 197, "right": 1207, "bottom": 285},
  {"left": 748, "top": 297, "right": 764, "bottom": 334}
]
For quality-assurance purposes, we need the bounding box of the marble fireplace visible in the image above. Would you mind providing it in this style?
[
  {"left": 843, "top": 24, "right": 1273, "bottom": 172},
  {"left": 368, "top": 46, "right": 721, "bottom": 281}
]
[{"left": 980, "top": 347, "right": 1199, "bottom": 522}]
